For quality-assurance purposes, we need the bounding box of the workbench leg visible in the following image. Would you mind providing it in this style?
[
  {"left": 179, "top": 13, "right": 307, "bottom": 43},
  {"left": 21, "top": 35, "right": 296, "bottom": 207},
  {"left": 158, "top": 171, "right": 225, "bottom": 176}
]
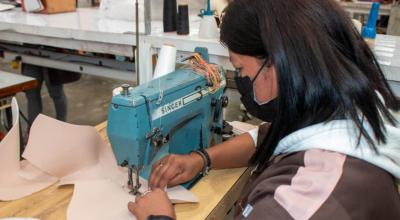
[{"left": 5, "top": 107, "right": 12, "bottom": 130}]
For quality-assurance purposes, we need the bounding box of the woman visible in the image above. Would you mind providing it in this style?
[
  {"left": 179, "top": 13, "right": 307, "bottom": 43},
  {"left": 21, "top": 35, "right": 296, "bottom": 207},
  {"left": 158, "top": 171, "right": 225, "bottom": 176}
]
[{"left": 128, "top": 0, "right": 400, "bottom": 219}]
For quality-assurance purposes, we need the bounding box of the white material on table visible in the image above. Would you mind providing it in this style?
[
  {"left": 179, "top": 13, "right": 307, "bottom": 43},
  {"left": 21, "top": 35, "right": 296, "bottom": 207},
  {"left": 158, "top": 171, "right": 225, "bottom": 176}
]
[
  {"left": 0, "top": 3, "right": 15, "bottom": 12},
  {"left": 374, "top": 35, "right": 400, "bottom": 96},
  {"left": 99, "top": 0, "right": 145, "bottom": 21},
  {"left": 0, "top": 71, "right": 35, "bottom": 90},
  {"left": 375, "top": 35, "right": 400, "bottom": 81},
  {"left": 0, "top": 8, "right": 149, "bottom": 48}
]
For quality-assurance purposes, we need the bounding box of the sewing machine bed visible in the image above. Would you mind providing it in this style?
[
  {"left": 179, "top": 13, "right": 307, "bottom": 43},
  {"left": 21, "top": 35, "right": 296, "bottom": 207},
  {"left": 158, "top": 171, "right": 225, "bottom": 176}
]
[{"left": 0, "top": 122, "right": 250, "bottom": 220}]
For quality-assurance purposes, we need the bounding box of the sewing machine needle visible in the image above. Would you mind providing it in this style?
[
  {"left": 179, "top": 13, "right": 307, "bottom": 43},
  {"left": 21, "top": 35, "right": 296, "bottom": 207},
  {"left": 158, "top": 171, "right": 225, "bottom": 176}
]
[
  {"left": 128, "top": 166, "right": 142, "bottom": 195},
  {"left": 135, "top": 167, "right": 141, "bottom": 194},
  {"left": 128, "top": 167, "right": 133, "bottom": 190}
]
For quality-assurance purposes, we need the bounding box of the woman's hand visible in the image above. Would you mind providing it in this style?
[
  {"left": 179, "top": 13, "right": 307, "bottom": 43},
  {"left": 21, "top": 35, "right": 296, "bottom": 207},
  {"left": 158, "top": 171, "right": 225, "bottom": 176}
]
[
  {"left": 149, "top": 153, "right": 204, "bottom": 189},
  {"left": 128, "top": 188, "right": 175, "bottom": 220}
]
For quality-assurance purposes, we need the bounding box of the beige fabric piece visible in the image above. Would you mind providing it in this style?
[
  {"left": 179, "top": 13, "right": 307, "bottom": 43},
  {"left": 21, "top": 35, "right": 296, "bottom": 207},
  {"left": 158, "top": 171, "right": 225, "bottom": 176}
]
[
  {"left": 22, "top": 114, "right": 198, "bottom": 220},
  {"left": 0, "top": 98, "right": 57, "bottom": 201},
  {"left": 67, "top": 179, "right": 136, "bottom": 220},
  {"left": 67, "top": 179, "right": 198, "bottom": 220},
  {"left": 23, "top": 115, "right": 106, "bottom": 179}
]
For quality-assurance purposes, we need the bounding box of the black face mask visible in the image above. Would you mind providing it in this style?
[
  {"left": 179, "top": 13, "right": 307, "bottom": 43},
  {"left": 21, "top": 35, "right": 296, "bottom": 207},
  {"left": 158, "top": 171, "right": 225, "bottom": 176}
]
[{"left": 234, "top": 61, "right": 278, "bottom": 122}]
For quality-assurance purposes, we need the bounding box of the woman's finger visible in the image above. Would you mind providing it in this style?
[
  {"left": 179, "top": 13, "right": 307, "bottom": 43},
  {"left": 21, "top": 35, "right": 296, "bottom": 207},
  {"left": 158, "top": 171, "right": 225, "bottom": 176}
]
[
  {"left": 167, "top": 168, "right": 188, "bottom": 187},
  {"left": 157, "top": 165, "right": 183, "bottom": 189},
  {"left": 151, "top": 163, "right": 171, "bottom": 189},
  {"left": 127, "top": 201, "right": 138, "bottom": 213},
  {"left": 149, "top": 160, "right": 167, "bottom": 188},
  {"left": 134, "top": 194, "right": 142, "bottom": 203}
]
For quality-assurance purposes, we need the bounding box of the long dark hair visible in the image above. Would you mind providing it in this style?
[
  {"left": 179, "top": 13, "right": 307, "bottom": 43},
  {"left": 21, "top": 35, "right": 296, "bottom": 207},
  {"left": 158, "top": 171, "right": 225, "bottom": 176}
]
[{"left": 220, "top": 0, "right": 400, "bottom": 169}]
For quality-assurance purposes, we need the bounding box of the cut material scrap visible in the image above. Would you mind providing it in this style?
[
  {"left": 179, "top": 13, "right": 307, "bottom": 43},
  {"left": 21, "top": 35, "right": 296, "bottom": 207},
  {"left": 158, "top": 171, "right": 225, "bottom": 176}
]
[{"left": 0, "top": 98, "right": 57, "bottom": 201}]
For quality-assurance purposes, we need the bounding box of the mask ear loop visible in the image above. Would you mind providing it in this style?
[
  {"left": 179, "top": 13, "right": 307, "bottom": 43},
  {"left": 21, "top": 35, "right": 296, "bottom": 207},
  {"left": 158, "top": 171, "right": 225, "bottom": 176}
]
[{"left": 251, "top": 59, "right": 270, "bottom": 83}]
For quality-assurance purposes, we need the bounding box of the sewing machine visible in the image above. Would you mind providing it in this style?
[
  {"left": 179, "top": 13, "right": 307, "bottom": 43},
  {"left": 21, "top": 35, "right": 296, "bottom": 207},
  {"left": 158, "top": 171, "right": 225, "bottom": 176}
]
[{"left": 107, "top": 67, "right": 227, "bottom": 194}]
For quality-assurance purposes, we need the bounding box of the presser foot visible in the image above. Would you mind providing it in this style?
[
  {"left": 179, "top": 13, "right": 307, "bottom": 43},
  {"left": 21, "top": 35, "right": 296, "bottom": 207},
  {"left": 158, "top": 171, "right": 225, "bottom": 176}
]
[
  {"left": 128, "top": 166, "right": 142, "bottom": 196},
  {"left": 129, "top": 184, "right": 142, "bottom": 196}
]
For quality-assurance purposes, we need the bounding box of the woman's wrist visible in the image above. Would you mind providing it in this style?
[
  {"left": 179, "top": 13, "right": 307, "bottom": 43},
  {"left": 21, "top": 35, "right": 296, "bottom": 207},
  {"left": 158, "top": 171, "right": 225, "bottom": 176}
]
[
  {"left": 190, "top": 149, "right": 211, "bottom": 176},
  {"left": 189, "top": 151, "right": 206, "bottom": 175}
]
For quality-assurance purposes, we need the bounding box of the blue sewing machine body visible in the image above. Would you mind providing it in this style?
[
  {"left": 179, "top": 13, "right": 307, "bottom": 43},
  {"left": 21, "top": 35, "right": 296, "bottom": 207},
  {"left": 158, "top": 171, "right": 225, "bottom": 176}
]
[{"left": 107, "top": 68, "right": 226, "bottom": 183}]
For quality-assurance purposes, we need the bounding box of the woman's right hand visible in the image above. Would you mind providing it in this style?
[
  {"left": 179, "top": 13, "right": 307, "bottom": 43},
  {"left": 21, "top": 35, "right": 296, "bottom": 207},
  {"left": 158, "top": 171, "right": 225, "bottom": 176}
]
[{"left": 148, "top": 152, "right": 205, "bottom": 190}]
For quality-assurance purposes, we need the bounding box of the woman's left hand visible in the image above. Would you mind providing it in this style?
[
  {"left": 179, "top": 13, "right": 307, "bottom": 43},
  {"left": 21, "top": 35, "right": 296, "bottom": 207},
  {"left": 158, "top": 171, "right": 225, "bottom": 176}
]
[{"left": 128, "top": 188, "right": 175, "bottom": 220}]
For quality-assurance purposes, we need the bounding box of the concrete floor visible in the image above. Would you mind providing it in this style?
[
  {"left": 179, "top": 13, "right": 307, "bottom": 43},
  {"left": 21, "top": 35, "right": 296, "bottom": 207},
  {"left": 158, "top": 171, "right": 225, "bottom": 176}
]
[{"left": 28, "top": 74, "right": 131, "bottom": 126}]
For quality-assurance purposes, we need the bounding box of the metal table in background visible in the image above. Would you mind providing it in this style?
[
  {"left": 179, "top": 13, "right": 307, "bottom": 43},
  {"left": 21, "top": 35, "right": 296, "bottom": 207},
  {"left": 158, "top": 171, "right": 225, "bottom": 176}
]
[
  {"left": 0, "top": 71, "right": 37, "bottom": 125},
  {"left": 141, "top": 32, "right": 400, "bottom": 92},
  {"left": 0, "top": 71, "right": 37, "bottom": 151},
  {"left": 339, "top": 1, "right": 393, "bottom": 17},
  {"left": 0, "top": 8, "right": 141, "bottom": 82},
  {"left": 375, "top": 34, "right": 400, "bottom": 96}
]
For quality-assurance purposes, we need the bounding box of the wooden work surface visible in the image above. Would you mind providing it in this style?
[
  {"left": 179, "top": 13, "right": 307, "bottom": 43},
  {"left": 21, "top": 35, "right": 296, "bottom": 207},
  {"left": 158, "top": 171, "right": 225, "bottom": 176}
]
[
  {"left": 0, "top": 71, "right": 37, "bottom": 99},
  {"left": 0, "top": 122, "right": 250, "bottom": 220}
]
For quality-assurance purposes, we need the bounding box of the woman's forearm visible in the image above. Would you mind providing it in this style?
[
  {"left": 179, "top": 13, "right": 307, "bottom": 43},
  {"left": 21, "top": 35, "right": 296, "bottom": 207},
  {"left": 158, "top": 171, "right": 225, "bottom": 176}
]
[{"left": 206, "top": 133, "right": 256, "bottom": 169}]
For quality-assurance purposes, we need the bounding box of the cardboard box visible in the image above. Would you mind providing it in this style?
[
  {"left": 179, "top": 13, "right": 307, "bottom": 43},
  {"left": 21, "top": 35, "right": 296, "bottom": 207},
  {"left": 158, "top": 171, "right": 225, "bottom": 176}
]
[
  {"left": 42, "top": 0, "right": 76, "bottom": 14},
  {"left": 23, "top": 0, "right": 76, "bottom": 14}
]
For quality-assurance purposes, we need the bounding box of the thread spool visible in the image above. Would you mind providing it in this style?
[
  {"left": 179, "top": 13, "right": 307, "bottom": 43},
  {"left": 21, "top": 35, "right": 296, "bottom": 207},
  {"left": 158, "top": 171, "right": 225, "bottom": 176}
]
[
  {"left": 177, "top": 3, "right": 189, "bottom": 35},
  {"left": 163, "top": 0, "right": 177, "bottom": 32},
  {"left": 154, "top": 44, "right": 177, "bottom": 79}
]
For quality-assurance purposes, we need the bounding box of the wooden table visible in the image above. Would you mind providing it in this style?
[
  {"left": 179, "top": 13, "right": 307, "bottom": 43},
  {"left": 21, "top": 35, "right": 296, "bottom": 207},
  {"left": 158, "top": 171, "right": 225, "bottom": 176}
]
[
  {"left": 0, "top": 71, "right": 37, "bottom": 99},
  {"left": 0, "top": 122, "right": 251, "bottom": 220}
]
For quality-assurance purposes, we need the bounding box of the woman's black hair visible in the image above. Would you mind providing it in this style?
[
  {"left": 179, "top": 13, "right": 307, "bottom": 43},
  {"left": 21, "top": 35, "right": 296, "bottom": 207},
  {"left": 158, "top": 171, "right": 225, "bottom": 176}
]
[{"left": 220, "top": 0, "right": 400, "bottom": 169}]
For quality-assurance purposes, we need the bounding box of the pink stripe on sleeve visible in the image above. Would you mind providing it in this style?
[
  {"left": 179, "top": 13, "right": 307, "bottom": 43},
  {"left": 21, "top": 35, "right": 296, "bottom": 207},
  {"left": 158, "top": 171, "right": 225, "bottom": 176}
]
[{"left": 274, "top": 149, "right": 346, "bottom": 220}]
